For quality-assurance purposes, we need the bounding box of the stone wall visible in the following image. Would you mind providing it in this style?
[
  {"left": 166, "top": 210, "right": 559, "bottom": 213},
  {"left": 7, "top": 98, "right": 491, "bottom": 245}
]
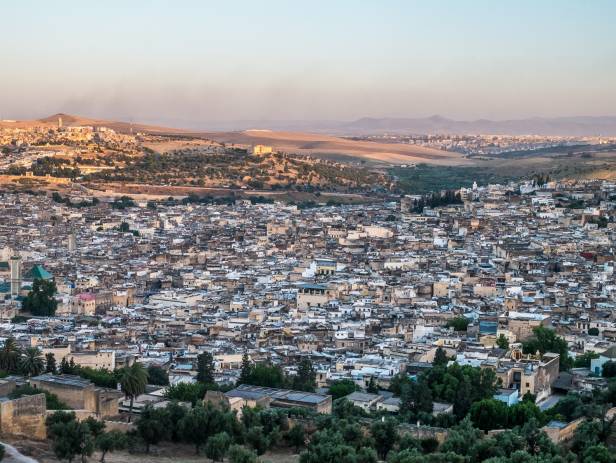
[{"left": 0, "top": 393, "right": 47, "bottom": 440}]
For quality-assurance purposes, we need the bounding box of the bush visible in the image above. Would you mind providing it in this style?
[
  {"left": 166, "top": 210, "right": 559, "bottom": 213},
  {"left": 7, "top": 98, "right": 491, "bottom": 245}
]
[{"left": 228, "top": 444, "right": 258, "bottom": 463}]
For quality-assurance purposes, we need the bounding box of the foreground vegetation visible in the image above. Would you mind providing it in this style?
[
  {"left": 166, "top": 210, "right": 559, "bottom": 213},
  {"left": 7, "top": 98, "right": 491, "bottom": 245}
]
[{"left": 32, "top": 330, "right": 616, "bottom": 463}]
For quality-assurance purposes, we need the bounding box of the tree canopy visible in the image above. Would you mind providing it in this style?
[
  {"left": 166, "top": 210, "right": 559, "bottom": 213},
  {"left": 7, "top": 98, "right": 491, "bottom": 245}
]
[{"left": 22, "top": 278, "right": 58, "bottom": 316}]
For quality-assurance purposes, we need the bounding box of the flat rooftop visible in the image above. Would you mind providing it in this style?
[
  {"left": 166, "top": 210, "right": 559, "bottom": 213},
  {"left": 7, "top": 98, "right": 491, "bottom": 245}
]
[{"left": 226, "top": 384, "right": 330, "bottom": 405}]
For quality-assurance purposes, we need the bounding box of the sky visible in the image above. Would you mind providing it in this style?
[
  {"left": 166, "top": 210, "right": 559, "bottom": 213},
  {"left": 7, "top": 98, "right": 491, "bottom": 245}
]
[{"left": 1, "top": 0, "right": 615, "bottom": 128}]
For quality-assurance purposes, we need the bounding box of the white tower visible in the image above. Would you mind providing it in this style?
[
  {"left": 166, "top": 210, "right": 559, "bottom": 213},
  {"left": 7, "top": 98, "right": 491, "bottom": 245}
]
[{"left": 68, "top": 233, "right": 76, "bottom": 253}]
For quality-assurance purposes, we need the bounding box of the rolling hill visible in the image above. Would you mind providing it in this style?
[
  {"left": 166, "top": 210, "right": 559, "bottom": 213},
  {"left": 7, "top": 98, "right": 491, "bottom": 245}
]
[
  {"left": 1, "top": 113, "right": 463, "bottom": 165},
  {"left": 194, "top": 129, "right": 464, "bottom": 165}
]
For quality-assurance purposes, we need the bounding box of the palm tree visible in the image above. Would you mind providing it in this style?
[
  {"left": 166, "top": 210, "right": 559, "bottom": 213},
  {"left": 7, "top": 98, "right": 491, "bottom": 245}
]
[
  {"left": 19, "top": 347, "right": 45, "bottom": 377},
  {"left": 119, "top": 362, "right": 148, "bottom": 422},
  {"left": 0, "top": 337, "right": 22, "bottom": 373}
]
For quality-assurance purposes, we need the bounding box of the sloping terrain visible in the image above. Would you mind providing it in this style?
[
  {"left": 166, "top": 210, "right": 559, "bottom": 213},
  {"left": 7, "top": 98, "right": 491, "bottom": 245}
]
[
  {"left": 196, "top": 129, "right": 465, "bottom": 165},
  {"left": 1, "top": 114, "right": 464, "bottom": 165}
]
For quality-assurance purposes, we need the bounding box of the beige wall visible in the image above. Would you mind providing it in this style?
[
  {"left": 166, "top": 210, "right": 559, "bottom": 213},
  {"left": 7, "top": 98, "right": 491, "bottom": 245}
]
[
  {"left": 68, "top": 351, "right": 115, "bottom": 370},
  {"left": 0, "top": 394, "right": 47, "bottom": 440}
]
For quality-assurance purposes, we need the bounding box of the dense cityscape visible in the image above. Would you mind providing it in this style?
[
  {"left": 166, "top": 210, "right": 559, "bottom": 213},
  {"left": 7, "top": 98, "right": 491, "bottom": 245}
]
[
  {"left": 2, "top": 1, "right": 616, "bottom": 462},
  {"left": 1, "top": 129, "right": 616, "bottom": 461},
  {"left": 348, "top": 134, "right": 616, "bottom": 157}
]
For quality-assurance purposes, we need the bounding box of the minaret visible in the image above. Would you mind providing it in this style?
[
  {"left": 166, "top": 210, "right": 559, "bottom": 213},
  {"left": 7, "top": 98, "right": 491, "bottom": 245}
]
[
  {"left": 58, "top": 116, "right": 63, "bottom": 129},
  {"left": 68, "top": 233, "right": 76, "bottom": 253},
  {"left": 9, "top": 252, "right": 22, "bottom": 296}
]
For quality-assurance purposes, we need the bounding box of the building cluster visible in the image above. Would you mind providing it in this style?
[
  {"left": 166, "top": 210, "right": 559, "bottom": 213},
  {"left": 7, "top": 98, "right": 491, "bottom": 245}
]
[
  {"left": 1, "top": 176, "right": 616, "bottom": 433},
  {"left": 353, "top": 133, "right": 616, "bottom": 156},
  {"left": 0, "top": 124, "right": 140, "bottom": 153}
]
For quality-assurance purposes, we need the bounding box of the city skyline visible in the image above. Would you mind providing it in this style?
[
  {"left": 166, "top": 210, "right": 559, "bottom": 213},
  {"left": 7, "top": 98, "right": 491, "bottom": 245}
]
[{"left": 1, "top": 0, "right": 615, "bottom": 128}]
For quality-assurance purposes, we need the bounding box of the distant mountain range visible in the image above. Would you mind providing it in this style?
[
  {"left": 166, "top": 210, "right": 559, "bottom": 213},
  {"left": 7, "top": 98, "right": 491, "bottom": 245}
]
[
  {"left": 201, "top": 115, "right": 616, "bottom": 137},
  {"left": 4, "top": 112, "right": 616, "bottom": 137}
]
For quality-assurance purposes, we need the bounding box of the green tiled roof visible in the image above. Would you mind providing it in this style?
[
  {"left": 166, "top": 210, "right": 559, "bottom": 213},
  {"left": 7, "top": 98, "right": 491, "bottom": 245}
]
[{"left": 25, "top": 265, "right": 53, "bottom": 280}]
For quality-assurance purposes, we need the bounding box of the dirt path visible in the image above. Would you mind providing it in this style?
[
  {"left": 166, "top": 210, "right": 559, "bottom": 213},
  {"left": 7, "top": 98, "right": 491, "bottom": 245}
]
[{"left": 0, "top": 442, "right": 39, "bottom": 463}]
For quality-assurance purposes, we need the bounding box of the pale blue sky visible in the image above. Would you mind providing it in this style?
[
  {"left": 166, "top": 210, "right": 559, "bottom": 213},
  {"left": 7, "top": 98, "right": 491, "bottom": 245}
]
[{"left": 1, "top": 0, "right": 615, "bottom": 126}]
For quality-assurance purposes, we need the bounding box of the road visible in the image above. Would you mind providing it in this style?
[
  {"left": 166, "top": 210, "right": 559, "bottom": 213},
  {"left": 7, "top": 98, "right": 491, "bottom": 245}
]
[{"left": 0, "top": 442, "right": 38, "bottom": 463}]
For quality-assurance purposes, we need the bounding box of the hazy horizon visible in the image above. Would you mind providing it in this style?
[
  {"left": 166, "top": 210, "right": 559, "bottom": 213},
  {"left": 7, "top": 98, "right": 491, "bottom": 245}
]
[{"left": 2, "top": 0, "right": 615, "bottom": 127}]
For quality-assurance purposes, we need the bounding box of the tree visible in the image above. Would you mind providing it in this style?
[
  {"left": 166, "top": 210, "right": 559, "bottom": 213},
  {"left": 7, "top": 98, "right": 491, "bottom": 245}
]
[
  {"left": 329, "top": 379, "right": 359, "bottom": 400},
  {"left": 552, "top": 393, "right": 585, "bottom": 422},
  {"left": 19, "top": 347, "right": 45, "bottom": 377},
  {"left": 441, "top": 417, "right": 482, "bottom": 456},
  {"left": 239, "top": 353, "right": 252, "bottom": 385},
  {"left": 370, "top": 418, "right": 398, "bottom": 459},
  {"left": 96, "top": 430, "right": 127, "bottom": 463},
  {"left": 119, "top": 363, "right": 148, "bottom": 421},
  {"left": 398, "top": 434, "right": 421, "bottom": 453},
  {"left": 136, "top": 405, "right": 170, "bottom": 453},
  {"left": 469, "top": 399, "right": 509, "bottom": 431},
  {"left": 582, "top": 444, "right": 614, "bottom": 463},
  {"left": 204, "top": 431, "right": 231, "bottom": 462},
  {"left": 366, "top": 377, "right": 379, "bottom": 394},
  {"left": 165, "top": 400, "right": 188, "bottom": 442},
  {"left": 446, "top": 317, "right": 469, "bottom": 332},
  {"left": 293, "top": 358, "right": 316, "bottom": 392},
  {"left": 164, "top": 382, "right": 207, "bottom": 405},
  {"left": 147, "top": 365, "right": 169, "bottom": 386},
  {"left": 22, "top": 278, "right": 58, "bottom": 316},
  {"left": 356, "top": 447, "right": 378, "bottom": 463},
  {"left": 514, "top": 418, "right": 557, "bottom": 457},
  {"left": 179, "top": 404, "right": 212, "bottom": 454},
  {"left": 496, "top": 334, "right": 509, "bottom": 350},
  {"left": 47, "top": 413, "right": 94, "bottom": 463},
  {"left": 422, "top": 363, "right": 498, "bottom": 419},
  {"left": 299, "top": 429, "right": 357, "bottom": 463},
  {"left": 522, "top": 326, "right": 571, "bottom": 370},
  {"left": 390, "top": 373, "right": 413, "bottom": 396},
  {"left": 0, "top": 337, "right": 21, "bottom": 373},
  {"left": 400, "top": 380, "right": 433, "bottom": 416},
  {"left": 196, "top": 351, "right": 215, "bottom": 385},
  {"left": 433, "top": 347, "right": 449, "bottom": 366},
  {"left": 329, "top": 379, "right": 358, "bottom": 400},
  {"left": 574, "top": 352, "right": 599, "bottom": 368},
  {"left": 242, "top": 363, "right": 286, "bottom": 388},
  {"left": 286, "top": 423, "right": 306, "bottom": 452},
  {"left": 508, "top": 401, "right": 545, "bottom": 428},
  {"left": 45, "top": 352, "right": 57, "bottom": 373},
  {"left": 60, "top": 356, "right": 78, "bottom": 374},
  {"left": 83, "top": 416, "right": 105, "bottom": 438},
  {"left": 246, "top": 426, "right": 269, "bottom": 455},
  {"left": 588, "top": 328, "right": 600, "bottom": 336},
  {"left": 602, "top": 361, "right": 616, "bottom": 378},
  {"left": 228, "top": 444, "right": 258, "bottom": 463}
]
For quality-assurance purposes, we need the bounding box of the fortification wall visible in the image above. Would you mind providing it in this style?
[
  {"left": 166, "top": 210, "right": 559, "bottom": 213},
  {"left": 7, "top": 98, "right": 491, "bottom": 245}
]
[{"left": 0, "top": 393, "right": 47, "bottom": 440}]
